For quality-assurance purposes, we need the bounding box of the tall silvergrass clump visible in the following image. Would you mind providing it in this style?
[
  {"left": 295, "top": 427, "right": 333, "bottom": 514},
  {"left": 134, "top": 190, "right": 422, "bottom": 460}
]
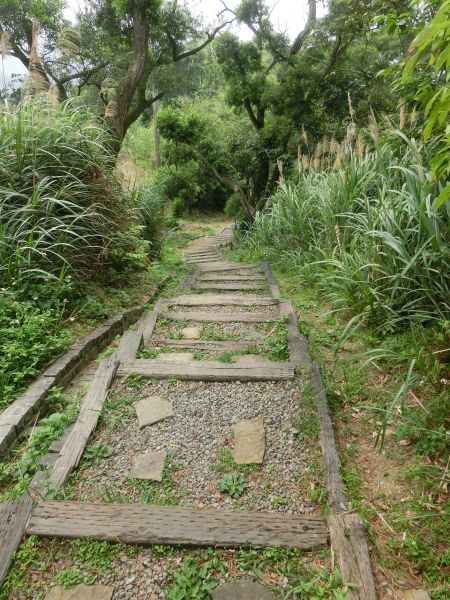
[
  {"left": 0, "top": 96, "right": 140, "bottom": 285},
  {"left": 240, "top": 135, "right": 450, "bottom": 335}
]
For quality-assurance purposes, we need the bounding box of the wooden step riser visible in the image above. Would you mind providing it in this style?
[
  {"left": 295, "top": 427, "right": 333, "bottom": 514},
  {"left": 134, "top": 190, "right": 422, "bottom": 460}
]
[
  {"left": 118, "top": 359, "right": 294, "bottom": 381},
  {"left": 27, "top": 502, "right": 328, "bottom": 550},
  {"left": 169, "top": 295, "right": 279, "bottom": 306}
]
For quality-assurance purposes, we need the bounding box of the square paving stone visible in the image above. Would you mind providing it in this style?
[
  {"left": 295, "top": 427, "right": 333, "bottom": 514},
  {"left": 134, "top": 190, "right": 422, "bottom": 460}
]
[
  {"left": 232, "top": 418, "right": 265, "bottom": 464},
  {"left": 181, "top": 327, "right": 201, "bottom": 339},
  {"left": 46, "top": 584, "right": 114, "bottom": 600},
  {"left": 128, "top": 450, "right": 167, "bottom": 481},
  {"left": 133, "top": 396, "right": 174, "bottom": 428},
  {"left": 212, "top": 581, "right": 276, "bottom": 599}
]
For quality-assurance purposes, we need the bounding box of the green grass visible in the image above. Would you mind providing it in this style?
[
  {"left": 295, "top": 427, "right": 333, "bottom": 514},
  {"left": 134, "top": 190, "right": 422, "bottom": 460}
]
[{"left": 0, "top": 388, "right": 81, "bottom": 500}]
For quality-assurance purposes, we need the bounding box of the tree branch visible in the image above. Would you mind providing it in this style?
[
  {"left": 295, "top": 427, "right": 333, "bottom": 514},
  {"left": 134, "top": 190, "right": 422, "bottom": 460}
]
[
  {"left": 290, "top": 0, "right": 316, "bottom": 56},
  {"left": 172, "top": 20, "right": 234, "bottom": 62},
  {"left": 56, "top": 61, "right": 108, "bottom": 86}
]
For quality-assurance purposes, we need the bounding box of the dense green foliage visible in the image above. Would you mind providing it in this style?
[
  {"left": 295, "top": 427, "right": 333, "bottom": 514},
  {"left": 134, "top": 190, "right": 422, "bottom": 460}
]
[
  {"left": 0, "top": 97, "right": 142, "bottom": 284},
  {"left": 0, "top": 95, "right": 158, "bottom": 406},
  {"left": 236, "top": 135, "right": 449, "bottom": 334}
]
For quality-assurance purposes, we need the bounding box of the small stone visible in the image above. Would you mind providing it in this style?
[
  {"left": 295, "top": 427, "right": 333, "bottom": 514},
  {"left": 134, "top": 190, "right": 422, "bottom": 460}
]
[
  {"left": 212, "top": 581, "right": 276, "bottom": 599},
  {"left": 233, "top": 418, "right": 265, "bottom": 464},
  {"left": 45, "top": 585, "right": 115, "bottom": 600},
  {"left": 399, "top": 439, "right": 411, "bottom": 447},
  {"left": 128, "top": 450, "right": 167, "bottom": 481},
  {"left": 133, "top": 396, "right": 174, "bottom": 428},
  {"left": 181, "top": 327, "right": 201, "bottom": 339}
]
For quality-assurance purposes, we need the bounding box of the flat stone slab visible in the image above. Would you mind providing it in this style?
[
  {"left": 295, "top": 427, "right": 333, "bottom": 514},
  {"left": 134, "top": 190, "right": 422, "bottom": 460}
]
[
  {"left": 233, "top": 419, "right": 265, "bottom": 464},
  {"left": 129, "top": 450, "right": 167, "bottom": 481},
  {"left": 212, "top": 581, "right": 276, "bottom": 599},
  {"left": 158, "top": 352, "right": 194, "bottom": 363},
  {"left": 133, "top": 396, "right": 174, "bottom": 428},
  {"left": 46, "top": 584, "right": 115, "bottom": 600},
  {"left": 402, "top": 591, "right": 432, "bottom": 600},
  {"left": 182, "top": 327, "right": 201, "bottom": 339}
]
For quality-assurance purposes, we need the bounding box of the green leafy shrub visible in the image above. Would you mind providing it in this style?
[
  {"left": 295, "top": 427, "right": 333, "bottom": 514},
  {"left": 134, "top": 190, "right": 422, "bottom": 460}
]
[
  {"left": 0, "top": 96, "right": 143, "bottom": 285},
  {"left": 219, "top": 472, "right": 247, "bottom": 498},
  {"left": 0, "top": 283, "right": 72, "bottom": 408},
  {"left": 138, "top": 184, "right": 166, "bottom": 258},
  {"left": 167, "top": 555, "right": 219, "bottom": 600}
]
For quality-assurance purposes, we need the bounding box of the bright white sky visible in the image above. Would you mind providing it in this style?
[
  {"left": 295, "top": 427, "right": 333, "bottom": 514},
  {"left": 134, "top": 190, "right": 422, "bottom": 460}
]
[{"left": 1, "top": 0, "right": 326, "bottom": 86}]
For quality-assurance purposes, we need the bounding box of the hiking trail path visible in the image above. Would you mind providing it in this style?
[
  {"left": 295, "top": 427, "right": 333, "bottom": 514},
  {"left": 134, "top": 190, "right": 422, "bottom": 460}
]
[{"left": 0, "top": 227, "right": 377, "bottom": 599}]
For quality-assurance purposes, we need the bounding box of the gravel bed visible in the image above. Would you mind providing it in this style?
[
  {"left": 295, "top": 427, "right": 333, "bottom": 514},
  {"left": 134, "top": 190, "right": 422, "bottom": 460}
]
[
  {"left": 142, "top": 345, "right": 282, "bottom": 362},
  {"left": 153, "top": 319, "right": 270, "bottom": 342},
  {"left": 68, "top": 378, "right": 314, "bottom": 517},
  {"left": 193, "top": 288, "right": 269, "bottom": 296},
  {"left": 13, "top": 540, "right": 323, "bottom": 600}
]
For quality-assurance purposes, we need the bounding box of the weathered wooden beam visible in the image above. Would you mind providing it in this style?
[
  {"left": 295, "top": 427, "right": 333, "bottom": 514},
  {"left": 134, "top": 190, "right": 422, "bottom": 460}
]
[
  {"left": 169, "top": 295, "right": 279, "bottom": 306},
  {"left": 27, "top": 502, "right": 328, "bottom": 550},
  {"left": 329, "top": 513, "right": 377, "bottom": 600},
  {"left": 0, "top": 497, "right": 33, "bottom": 584},
  {"left": 279, "top": 300, "right": 311, "bottom": 367},
  {"left": 117, "top": 331, "right": 143, "bottom": 361},
  {"left": 196, "top": 262, "right": 260, "bottom": 272},
  {"left": 311, "top": 362, "right": 348, "bottom": 513},
  {"left": 48, "top": 355, "right": 120, "bottom": 490},
  {"left": 118, "top": 359, "right": 294, "bottom": 381},
  {"left": 138, "top": 299, "right": 166, "bottom": 341}
]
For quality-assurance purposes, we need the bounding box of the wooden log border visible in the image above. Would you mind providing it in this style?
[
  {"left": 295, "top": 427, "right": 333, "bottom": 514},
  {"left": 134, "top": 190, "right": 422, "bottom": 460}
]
[
  {"left": 310, "top": 361, "right": 377, "bottom": 598},
  {"left": 0, "top": 278, "right": 168, "bottom": 459}
]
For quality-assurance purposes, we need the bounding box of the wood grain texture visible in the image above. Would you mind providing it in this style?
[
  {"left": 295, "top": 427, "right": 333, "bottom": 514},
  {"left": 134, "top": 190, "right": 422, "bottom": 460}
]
[
  {"left": 0, "top": 497, "right": 33, "bottom": 585},
  {"left": 169, "top": 295, "right": 279, "bottom": 306},
  {"left": 161, "top": 311, "right": 272, "bottom": 323},
  {"left": 118, "top": 359, "right": 294, "bottom": 381},
  {"left": 311, "top": 362, "right": 348, "bottom": 513},
  {"left": 329, "top": 513, "right": 377, "bottom": 600},
  {"left": 279, "top": 300, "right": 311, "bottom": 367},
  {"left": 49, "top": 355, "right": 119, "bottom": 489},
  {"left": 28, "top": 501, "right": 328, "bottom": 550},
  {"left": 117, "top": 331, "right": 143, "bottom": 360},
  {"left": 197, "top": 263, "right": 260, "bottom": 272},
  {"left": 138, "top": 299, "right": 166, "bottom": 341}
]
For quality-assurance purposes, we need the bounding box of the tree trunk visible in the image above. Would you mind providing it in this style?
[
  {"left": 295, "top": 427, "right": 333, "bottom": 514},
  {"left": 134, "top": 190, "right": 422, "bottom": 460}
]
[
  {"left": 153, "top": 85, "right": 161, "bottom": 169},
  {"left": 106, "top": 0, "right": 149, "bottom": 153}
]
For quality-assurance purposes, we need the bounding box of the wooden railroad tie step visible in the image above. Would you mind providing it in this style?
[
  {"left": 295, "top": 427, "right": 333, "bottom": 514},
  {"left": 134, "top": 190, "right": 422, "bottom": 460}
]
[
  {"left": 196, "top": 262, "right": 260, "bottom": 272},
  {"left": 118, "top": 358, "right": 295, "bottom": 381},
  {"left": 169, "top": 295, "right": 279, "bottom": 306},
  {"left": 27, "top": 501, "right": 328, "bottom": 550},
  {"left": 197, "top": 274, "right": 267, "bottom": 281}
]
